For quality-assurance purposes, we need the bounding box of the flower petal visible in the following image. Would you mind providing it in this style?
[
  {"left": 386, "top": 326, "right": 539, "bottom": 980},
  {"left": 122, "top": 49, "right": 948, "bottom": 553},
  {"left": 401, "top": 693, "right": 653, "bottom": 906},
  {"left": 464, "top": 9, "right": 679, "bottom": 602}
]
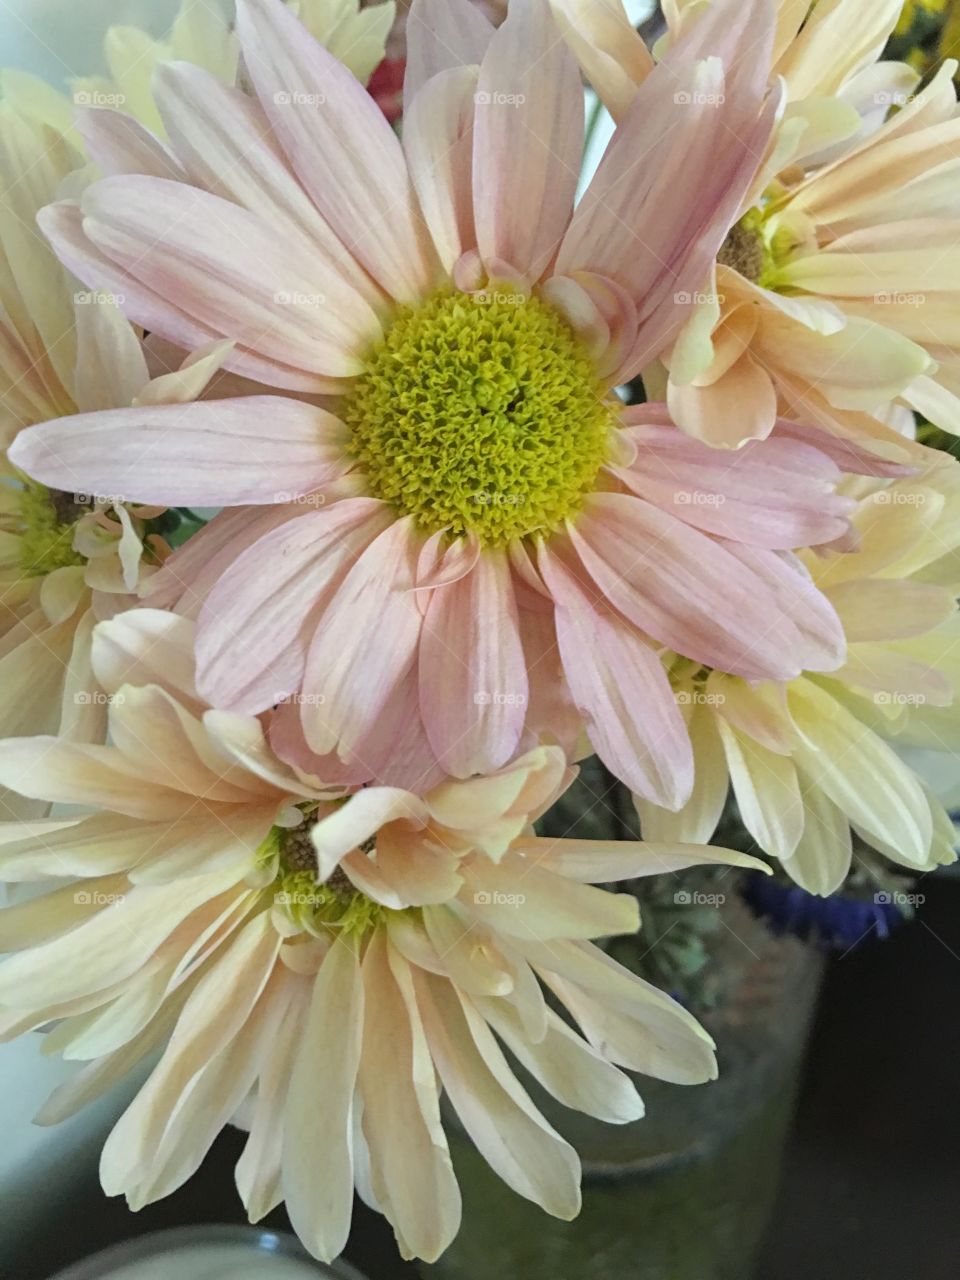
[
  {"left": 196, "top": 500, "right": 391, "bottom": 713},
  {"left": 472, "top": 0, "right": 583, "bottom": 283},
  {"left": 420, "top": 550, "right": 527, "bottom": 777},
  {"left": 301, "top": 517, "right": 424, "bottom": 759},
  {"left": 283, "top": 938, "right": 363, "bottom": 1263},
  {"left": 79, "top": 175, "right": 380, "bottom": 381},
  {"left": 537, "top": 541, "right": 693, "bottom": 807},
  {"left": 404, "top": 0, "right": 495, "bottom": 111},
  {"left": 10, "top": 398, "right": 349, "bottom": 508},
  {"left": 236, "top": 0, "right": 437, "bottom": 302},
  {"left": 569, "top": 493, "right": 844, "bottom": 680}
]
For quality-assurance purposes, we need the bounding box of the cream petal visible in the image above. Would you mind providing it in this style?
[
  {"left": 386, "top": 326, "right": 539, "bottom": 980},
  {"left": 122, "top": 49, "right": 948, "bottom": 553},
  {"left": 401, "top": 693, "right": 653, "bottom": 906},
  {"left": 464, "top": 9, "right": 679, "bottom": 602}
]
[
  {"left": 716, "top": 718, "right": 803, "bottom": 860},
  {"left": 549, "top": 0, "right": 654, "bottom": 121},
  {"left": 525, "top": 938, "right": 716, "bottom": 1084},
  {"left": 359, "top": 934, "right": 461, "bottom": 1261},
  {"left": 73, "top": 294, "right": 150, "bottom": 413},
  {"left": 91, "top": 608, "right": 200, "bottom": 706},
  {"left": 632, "top": 693, "right": 729, "bottom": 844},
  {"left": 310, "top": 787, "right": 428, "bottom": 881},
  {"left": 476, "top": 999, "right": 644, "bottom": 1123},
  {"left": 0, "top": 737, "right": 188, "bottom": 820},
  {"left": 100, "top": 911, "right": 282, "bottom": 1194},
  {"left": 782, "top": 779, "right": 851, "bottom": 896},
  {"left": 516, "top": 834, "right": 768, "bottom": 883},
  {"left": 459, "top": 855, "right": 640, "bottom": 940},
  {"left": 788, "top": 679, "right": 932, "bottom": 864},
  {"left": 417, "top": 970, "right": 582, "bottom": 1219},
  {"left": 0, "top": 868, "right": 240, "bottom": 1009},
  {"left": 282, "top": 938, "right": 364, "bottom": 1262}
]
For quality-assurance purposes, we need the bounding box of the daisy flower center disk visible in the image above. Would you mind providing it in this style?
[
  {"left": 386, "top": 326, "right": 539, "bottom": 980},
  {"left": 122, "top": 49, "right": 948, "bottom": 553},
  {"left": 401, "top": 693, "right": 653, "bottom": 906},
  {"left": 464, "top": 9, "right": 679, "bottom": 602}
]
[
  {"left": 343, "top": 289, "right": 616, "bottom": 545},
  {"left": 259, "top": 815, "right": 385, "bottom": 938},
  {"left": 16, "top": 482, "right": 87, "bottom": 575}
]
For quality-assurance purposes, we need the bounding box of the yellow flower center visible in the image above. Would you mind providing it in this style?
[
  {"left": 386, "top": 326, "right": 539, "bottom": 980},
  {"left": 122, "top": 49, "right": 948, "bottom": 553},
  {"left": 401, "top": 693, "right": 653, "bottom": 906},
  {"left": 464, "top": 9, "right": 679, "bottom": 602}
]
[
  {"left": 258, "top": 817, "right": 385, "bottom": 938},
  {"left": 717, "top": 208, "right": 775, "bottom": 285},
  {"left": 342, "top": 288, "right": 616, "bottom": 545},
  {"left": 17, "top": 483, "right": 87, "bottom": 576}
]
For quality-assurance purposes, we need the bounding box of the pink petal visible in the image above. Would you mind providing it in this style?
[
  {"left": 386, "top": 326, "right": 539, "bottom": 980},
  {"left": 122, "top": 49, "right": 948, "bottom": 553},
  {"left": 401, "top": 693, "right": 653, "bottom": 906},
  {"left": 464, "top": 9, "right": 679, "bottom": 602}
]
[
  {"left": 555, "top": 0, "right": 777, "bottom": 375},
  {"left": 301, "top": 517, "right": 424, "bottom": 759},
  {"left": 144, "top": 505, "right": 301, "bottom": 616},
  {"left": 153, "top": 62, "right": 384, "bottom": 310},
  {"left": 196, "top": 499, "right": 392, "bottom": 714},
  {"left": 79, "top": 175, "right": 380, "bottom": 381},
  {"left": 772, "top": 418, "right": 913, "bottom": 478},
  {"left": 515, "top": 599, "right": 582, "bottom": 759},
  {"left": 473, "top": 0, "right": 583, "bottom": 283},
  {"left": 568, "top": 492, "right": 843, "bottom": 681},
  {"left": 420, "top": 550, "right": 527, "bottom": 777},
  {"left": 538, "top": 542, "right": 693, "bottom": 808},
  {"left": 338, "top": 668, "right": 447, "bottom": 793},
  {"left": 235, "top": 0, "right": 438, "bottom": 303},
  {"left": 717, "top": 541, "right": 847, "bottom": 675},
  {"left": 404, "top": 0, "right": 496, "bottom": 112},
  {"left": 40, "top": 202, "right": 342, "bottom": 394},
  {"left": 267, "top": 700, "right": 373, "bottom": 789},
  {"left": 617, "top": 412, "right": 855, "bottom": 549},
  {"left": 403, "top": 66, "right": 479, "bottom": 273},
  {"left": 9, "top": 398, "right": 350, "bottom": 507},
  {"left": 76, "top": 106, "right": 184, "bottom": 179}
]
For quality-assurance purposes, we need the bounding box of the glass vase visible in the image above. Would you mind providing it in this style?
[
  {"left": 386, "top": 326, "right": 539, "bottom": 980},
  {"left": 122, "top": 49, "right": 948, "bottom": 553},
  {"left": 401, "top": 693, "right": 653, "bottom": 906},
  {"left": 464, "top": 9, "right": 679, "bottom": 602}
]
[{"left": 421, "top": 894, "right": 822, "bottom": 1280}]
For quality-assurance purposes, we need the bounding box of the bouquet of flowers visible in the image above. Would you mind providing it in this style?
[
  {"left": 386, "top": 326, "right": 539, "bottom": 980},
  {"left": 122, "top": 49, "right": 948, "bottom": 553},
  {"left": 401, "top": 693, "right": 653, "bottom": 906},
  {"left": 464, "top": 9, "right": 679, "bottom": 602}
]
[{"left": 0, "top": 0, "right": 958, "bottom": 1268}]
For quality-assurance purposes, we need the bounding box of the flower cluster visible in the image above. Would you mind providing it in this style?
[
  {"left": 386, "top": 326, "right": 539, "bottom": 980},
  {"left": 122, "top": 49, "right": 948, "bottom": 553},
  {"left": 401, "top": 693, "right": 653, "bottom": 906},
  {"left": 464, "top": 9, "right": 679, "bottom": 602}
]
[{"left": 0, "top": 0, "right": 957, "bottom": 1265}]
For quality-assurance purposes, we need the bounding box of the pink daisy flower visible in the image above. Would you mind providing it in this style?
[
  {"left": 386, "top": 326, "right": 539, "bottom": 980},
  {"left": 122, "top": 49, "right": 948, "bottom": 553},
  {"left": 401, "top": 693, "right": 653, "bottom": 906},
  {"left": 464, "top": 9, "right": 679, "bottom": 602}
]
[{"left": 13, "top": 0, "right": 855, "bottom": 808}]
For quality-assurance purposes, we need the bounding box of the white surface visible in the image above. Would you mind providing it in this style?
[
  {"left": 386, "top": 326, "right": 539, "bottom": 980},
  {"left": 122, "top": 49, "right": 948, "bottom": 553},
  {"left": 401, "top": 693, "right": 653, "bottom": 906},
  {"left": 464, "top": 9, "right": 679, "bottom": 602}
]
[{"left": 87, "top": 1243, "right": 333, "bottom": 1279}]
